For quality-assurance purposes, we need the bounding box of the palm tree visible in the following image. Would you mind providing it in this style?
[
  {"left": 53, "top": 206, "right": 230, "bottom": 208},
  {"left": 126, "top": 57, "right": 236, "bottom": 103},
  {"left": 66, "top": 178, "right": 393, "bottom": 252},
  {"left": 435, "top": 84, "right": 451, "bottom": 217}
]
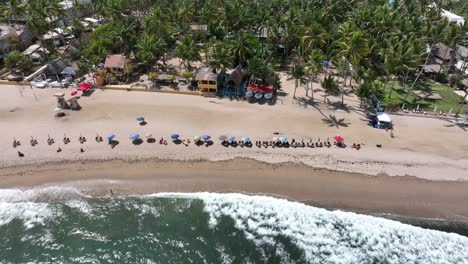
[
  {"left": 321, "top": 76, "right": 340, "bottom": 103},
  {"left": 406, "top": 20, "right": 448, "bottom": 96},
  {"left": 136, "top": 34, "right": 159, "bottom": 75},
  {"left": 338, "top": 30, "right": 370, "bottom": 85},
  {"left": 176, "top": 35, "right": 200, "bottom": 70},
  {"left": 229, "top": 32, "right": 257, "bottom": 66},
  {"left": 246, "top": 56, "right": 268, "bottom": 82},
  {"left": 356, "top": 82, "right": 371, "bottom": 108},
  {"left": 207, "top": 42, "right": 233, "bottom": 73},
  {"left": 287, "top": 62, "right": 307, "bottom": 99},
  {"left": 304, "top": 49, "right": 324, "bottom": 100},
  {"left": 301, "top": 22, "right": 328, "bottom": 50},
  {"left": 0, "top": 0, "right": 25, "bottom": 28}
]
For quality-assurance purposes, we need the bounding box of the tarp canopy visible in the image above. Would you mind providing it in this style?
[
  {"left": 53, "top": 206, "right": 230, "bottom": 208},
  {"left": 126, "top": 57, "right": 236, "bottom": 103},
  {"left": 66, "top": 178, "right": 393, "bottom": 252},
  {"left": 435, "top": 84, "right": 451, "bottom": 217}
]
[
  {"left": 377, "top": 112, "right": 392, "bottom": 123},
  {"left": 247, "top": 83, "right": 273, "bottom": 94}
]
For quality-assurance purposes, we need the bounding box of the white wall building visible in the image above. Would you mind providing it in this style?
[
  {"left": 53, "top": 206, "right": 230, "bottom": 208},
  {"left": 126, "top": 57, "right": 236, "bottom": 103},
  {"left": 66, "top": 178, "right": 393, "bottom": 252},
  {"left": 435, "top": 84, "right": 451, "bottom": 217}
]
[{"left": 441, "top": 9, "right": 465, "bottom": 25}]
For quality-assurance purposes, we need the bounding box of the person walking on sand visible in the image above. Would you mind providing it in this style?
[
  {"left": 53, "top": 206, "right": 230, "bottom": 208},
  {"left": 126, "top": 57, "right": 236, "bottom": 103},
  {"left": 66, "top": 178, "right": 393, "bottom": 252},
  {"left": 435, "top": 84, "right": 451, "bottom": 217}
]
[
  {"left": 80, "top": 148, "right": 84, "bottom": 153},
  {"left": 110, "top": 189, "right": 114, "bottom": 195}
]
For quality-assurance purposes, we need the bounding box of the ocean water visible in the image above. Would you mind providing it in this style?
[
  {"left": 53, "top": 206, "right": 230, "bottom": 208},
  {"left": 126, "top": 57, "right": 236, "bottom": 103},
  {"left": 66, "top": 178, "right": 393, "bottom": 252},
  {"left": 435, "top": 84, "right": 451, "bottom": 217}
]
[{"left": 1, "top": 188, "right": 468, "bottom": 264}]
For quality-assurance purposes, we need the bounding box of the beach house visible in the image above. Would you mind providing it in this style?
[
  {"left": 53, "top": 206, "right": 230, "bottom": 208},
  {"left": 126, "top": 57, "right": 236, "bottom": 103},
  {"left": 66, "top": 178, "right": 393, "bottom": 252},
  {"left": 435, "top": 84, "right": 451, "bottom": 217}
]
[{"left": 195, "top": 67, "right": 218, "bottom": 95}]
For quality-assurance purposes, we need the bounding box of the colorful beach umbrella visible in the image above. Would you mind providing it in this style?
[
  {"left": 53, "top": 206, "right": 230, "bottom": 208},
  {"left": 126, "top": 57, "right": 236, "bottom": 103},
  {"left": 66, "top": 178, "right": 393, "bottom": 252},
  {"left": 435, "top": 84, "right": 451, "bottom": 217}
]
[
  {"left": 144, "top": 133, "right": 153, "bottom": 138},
  {"left": 107, "top": 133, "right": 116, "bottom": 141},
  {"left": 264, "top": 93, "right": 273, "bottom": 99},
  {"left": 194, "top": 135, "right": 201, "bottom": 141},
  {"left": 245, "top": 91, "right": 253, "bottom": 97},
  {"left": 279, "top": 136, "right": 288, "bottom": 143},
  {"left": 202, "top": 135, "right": 211, "bottom": 141},
  {"left": 136, "top": 116, "right": 145, "bottom": 121},
  {"left": 129, "top": 133, "right": 140, "bottom": 140},
  {"left": 273, "top": 137, "right": 279, "bottom": 141},
  {"left": 333, "top": 136, "right": 344, "bottom": 142},
  {"left": 171, "top": 134, "right": 180, "bottom": 140},
  {"left": 218, "top": 135, "right": 227, "bottom": 140},
  {"left": 227, "top": 136, "right": 236, "bottom": 142},
  {"left": 254, "top": 93, "right": 263, "bottom": 99},
  {"left": 241, "top": 136, "right": 250, "bottom": 142}
]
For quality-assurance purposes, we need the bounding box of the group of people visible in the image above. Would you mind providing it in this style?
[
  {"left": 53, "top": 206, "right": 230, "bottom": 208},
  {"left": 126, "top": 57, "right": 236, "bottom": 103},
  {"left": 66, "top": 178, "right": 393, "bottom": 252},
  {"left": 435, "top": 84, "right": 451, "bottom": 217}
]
[{"left": 12, "top": 133, "right": 361, "bottom": 158}]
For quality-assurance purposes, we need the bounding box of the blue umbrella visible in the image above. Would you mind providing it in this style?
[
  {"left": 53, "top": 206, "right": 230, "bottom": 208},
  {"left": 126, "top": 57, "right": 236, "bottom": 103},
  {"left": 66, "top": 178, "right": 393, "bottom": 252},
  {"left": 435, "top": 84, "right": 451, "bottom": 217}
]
[
  {"left": 136, "top": 116, "right": 145, "bottom": 121},
  {"left": 129, "top": 133, "right": 140, "bottom": 140},
  {"left": 279, "top": 136, "right": 288, "bottom": 143},
  {"left": 241, "top": 136, "right": 250, "bottom": 142},
  {"left": 227, "top": 136, "right": 236, "bottom": 142},
  {"left": 107, "top": 133, "right": 116, "bottom": 141},
  {"left": 171, "top": 134, "right": 180, "bottom": 140},
  {"left": 202, "top": 135, "right": 211, "bottom": 141},
  {"left": 264, "top": 93, "right": 273, "bottom": 99},
  {"left": 254, "top": 93, "right": 263, "bottom": 99},
  {"left": 245, "top": 91, "right": 253, "bottom": 97}
]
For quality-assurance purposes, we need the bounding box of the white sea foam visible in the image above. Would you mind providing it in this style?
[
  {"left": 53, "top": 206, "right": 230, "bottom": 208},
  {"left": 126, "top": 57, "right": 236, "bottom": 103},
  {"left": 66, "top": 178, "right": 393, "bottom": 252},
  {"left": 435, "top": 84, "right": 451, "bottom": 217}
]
[
  {"left": 0, "top": 187, "right": 87, "bottom": 203},
  {"left": 0, "top": 202, "right": 54, "bottom": 229},
  {"left": 152, "top": 192, "right": 468, "bottom": 264},
  {"left": 0, "top": 187, "right": 84, "bottom": 228}
]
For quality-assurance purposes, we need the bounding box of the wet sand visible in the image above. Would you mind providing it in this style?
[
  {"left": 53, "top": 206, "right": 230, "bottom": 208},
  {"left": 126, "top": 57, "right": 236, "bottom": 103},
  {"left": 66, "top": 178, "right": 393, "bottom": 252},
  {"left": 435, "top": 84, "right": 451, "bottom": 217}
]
[{"left": 2, "top": 158, "right": 468, "bottom": 221}]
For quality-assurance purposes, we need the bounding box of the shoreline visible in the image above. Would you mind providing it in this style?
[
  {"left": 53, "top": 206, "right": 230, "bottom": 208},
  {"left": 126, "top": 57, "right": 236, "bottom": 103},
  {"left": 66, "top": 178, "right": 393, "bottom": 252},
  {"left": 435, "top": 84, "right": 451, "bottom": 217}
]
[{"left": 2, "top": 158, "right": 468, "bottom": 222}]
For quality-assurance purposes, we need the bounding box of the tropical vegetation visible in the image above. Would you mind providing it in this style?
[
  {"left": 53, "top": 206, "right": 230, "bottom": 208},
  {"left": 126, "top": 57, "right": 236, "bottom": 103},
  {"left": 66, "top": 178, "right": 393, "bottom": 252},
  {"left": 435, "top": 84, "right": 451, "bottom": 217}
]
[{"left": 0, "top": 0, "right": 467, "bottom": 109}]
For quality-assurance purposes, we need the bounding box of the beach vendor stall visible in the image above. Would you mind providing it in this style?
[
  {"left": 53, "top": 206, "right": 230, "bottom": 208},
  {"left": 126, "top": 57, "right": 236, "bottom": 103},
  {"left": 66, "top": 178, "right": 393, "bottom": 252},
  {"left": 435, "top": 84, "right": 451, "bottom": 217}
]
[{"left": 376, "top": 112, "right": 393, "bottom": 129}]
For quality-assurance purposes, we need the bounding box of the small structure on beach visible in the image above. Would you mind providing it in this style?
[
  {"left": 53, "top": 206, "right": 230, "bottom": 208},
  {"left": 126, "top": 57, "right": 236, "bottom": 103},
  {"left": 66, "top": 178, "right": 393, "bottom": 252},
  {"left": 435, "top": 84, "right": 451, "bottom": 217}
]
[
  {"left": 104, "top": 54, "right": 129, "bottom": 77},
  {"left": 217, "top": 66, "right": 247, "bottom": 97},
  {"left": 196, "top": 68, "right": 218, "bottom": 94}
]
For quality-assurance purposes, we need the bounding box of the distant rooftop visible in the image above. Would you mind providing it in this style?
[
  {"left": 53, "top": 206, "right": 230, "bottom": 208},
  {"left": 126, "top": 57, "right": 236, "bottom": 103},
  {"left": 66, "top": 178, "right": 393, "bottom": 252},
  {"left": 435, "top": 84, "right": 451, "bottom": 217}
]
[{"left": 104, "top": 54, "right": 126, "bottom": 69}]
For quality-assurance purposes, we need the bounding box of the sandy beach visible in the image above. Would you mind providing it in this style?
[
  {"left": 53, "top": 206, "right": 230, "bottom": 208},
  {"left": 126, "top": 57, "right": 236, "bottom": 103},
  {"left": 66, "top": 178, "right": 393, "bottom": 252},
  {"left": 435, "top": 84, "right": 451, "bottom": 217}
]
[
  {"left": 1, "top": 81, "right": 468, "bottom": 221},
  {"left": 1, "top": 83, "right": 467, "bottom": 179},
  {"left": 2, "top": 158, "right": 468, "bottom": 221}
]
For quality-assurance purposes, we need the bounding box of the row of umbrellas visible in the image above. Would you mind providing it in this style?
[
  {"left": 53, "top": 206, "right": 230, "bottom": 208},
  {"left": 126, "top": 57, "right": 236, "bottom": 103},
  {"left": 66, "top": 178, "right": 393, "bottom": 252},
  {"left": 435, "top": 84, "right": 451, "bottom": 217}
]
[
  {"left": 245, "top": 91, "right": 273, "bottom": 99},
  {"left": 109, "top": 133, "right": 345, "bottom": 143}
]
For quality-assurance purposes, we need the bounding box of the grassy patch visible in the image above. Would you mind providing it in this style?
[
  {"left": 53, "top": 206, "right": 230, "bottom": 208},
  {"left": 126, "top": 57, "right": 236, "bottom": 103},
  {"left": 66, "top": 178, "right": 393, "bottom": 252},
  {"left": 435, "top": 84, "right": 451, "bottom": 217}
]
[{"left": 381, "top": 82, "right": 467, "bottom": 114}]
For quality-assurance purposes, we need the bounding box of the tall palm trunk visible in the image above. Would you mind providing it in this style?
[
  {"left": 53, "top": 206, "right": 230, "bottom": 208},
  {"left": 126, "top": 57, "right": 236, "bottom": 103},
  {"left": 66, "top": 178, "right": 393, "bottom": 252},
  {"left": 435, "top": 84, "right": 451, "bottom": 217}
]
[
  {"left": 455, "top": 92, "right": 467, "bottom": 116},
  {"left": 293, "top": 79, "right": 298, "bottom": 99},
  {"left": 310, "top": 75, "right": 314, "bottom": 101},
  {"left": 323, "top": 63, "right": 329, "bottom": 81},
  {"left": 382, "top": 76, "right": 389, "bottom": 93},
  {"left": 405, "top": 45, "right": 433, "bottom": 102},
  {"left": 388, "top": 71, "right": 399, "bottom": 99},
  {"left": 401, "top": 70, "right": 410, "bottom": 92}
]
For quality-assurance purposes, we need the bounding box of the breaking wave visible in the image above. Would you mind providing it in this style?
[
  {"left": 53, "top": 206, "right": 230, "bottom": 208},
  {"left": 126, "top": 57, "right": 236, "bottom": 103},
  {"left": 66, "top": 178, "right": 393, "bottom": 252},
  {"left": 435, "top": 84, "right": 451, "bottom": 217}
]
[{"left": 0, "top": 188, "right": 467, "bottom": 263}]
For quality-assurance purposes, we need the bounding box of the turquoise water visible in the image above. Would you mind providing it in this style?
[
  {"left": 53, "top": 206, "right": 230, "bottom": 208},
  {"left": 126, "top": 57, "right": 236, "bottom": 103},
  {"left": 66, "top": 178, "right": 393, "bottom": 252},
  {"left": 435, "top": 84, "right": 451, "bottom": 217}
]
[{"left": 1, "top": 189, "right": 468, "bottom": 263}]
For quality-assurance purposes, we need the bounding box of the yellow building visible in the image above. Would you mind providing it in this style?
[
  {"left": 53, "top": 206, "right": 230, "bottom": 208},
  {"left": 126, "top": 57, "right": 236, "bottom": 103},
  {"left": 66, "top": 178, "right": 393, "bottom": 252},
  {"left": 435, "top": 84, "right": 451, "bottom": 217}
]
[{"left": 196, "top": 71, "right": 218, "bottom": 93}]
